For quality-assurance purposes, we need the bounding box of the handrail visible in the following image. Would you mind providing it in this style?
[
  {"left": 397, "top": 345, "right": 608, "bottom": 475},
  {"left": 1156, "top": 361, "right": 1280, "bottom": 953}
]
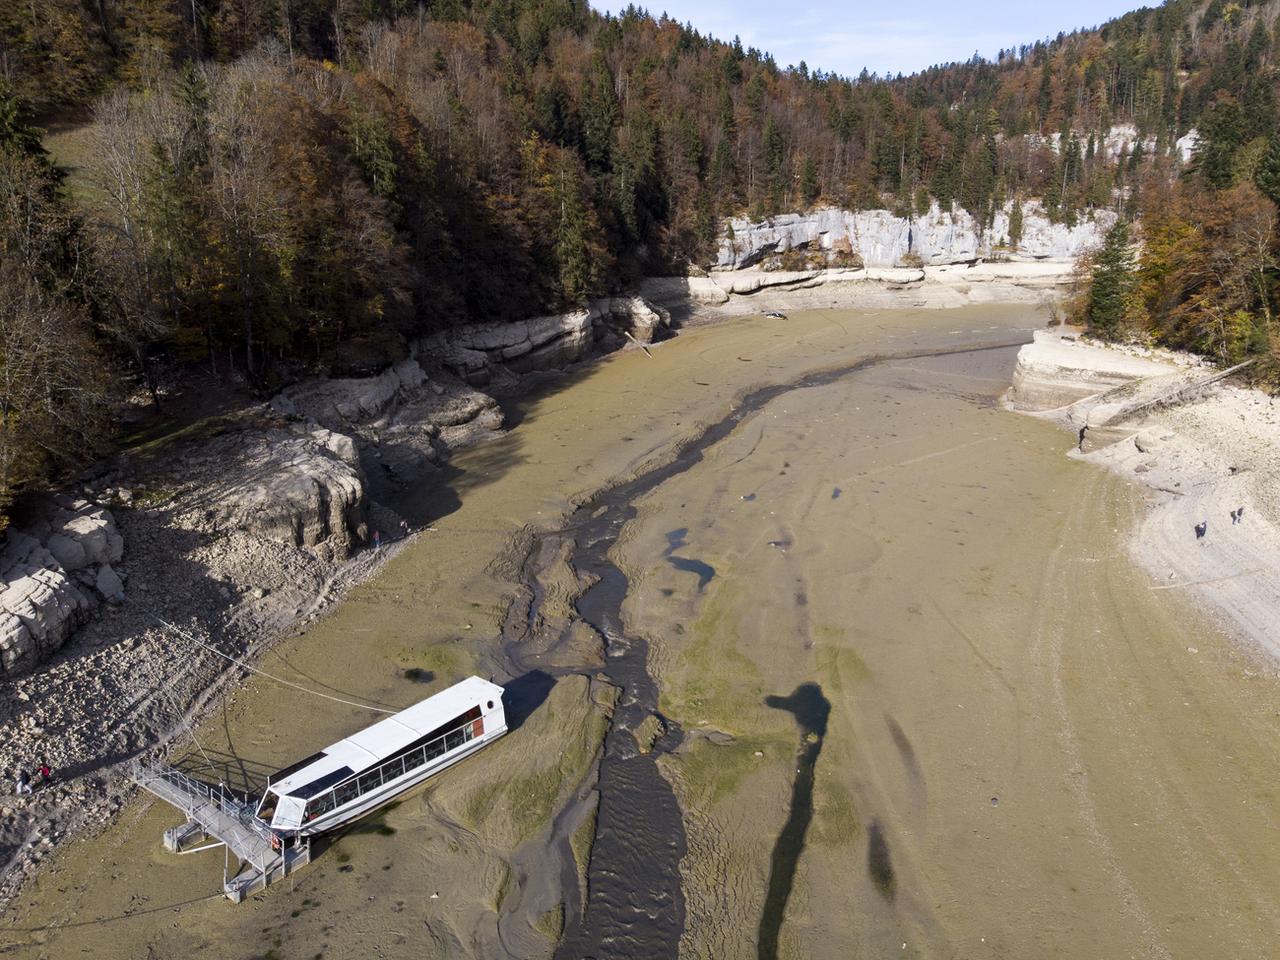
[{"left": 133, "top": 761, "right": 269, "bottom": 838}]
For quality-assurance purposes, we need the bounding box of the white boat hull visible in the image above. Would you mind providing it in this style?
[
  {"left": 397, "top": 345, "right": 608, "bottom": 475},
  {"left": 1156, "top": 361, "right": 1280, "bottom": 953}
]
[{"left": 290, "top": 726, "right": 506, "bottom": 837}]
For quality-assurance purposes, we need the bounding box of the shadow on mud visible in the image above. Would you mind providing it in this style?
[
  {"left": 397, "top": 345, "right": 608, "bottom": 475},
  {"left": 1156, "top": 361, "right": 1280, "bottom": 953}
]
[
  {"left": 758, "top": 682, "right": 830, "bottom": 960},
  {"left": 502, "top": 669, "right": 556, "bottom": 732},
  {"left": 663, "top": 527, "right": 716, "bottom": 591}
]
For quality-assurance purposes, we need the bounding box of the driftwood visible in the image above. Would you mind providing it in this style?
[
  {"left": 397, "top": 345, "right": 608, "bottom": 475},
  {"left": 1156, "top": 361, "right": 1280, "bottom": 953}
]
[
  {"left": 622, "top": 330, "right": 654, "bottom": 358},
  {"left": 1108, "top": 357, "right": 1257, "bottom": 425}
]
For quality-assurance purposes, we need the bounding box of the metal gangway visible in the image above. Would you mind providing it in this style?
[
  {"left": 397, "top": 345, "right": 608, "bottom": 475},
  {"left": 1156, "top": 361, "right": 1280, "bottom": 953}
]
[{"left": 130, "top": 761, "right": 312, "bottom": 902}]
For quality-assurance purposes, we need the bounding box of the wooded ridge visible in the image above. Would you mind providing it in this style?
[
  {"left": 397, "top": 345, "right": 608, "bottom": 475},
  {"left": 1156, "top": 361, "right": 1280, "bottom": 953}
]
[{"left": 1, "top": 0, "right": 1278, "bottom": 524}]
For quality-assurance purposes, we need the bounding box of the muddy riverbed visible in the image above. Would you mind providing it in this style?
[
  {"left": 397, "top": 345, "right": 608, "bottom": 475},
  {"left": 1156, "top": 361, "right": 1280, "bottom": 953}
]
[{"left": 4, "top": 305, "right": 1280, "bottom": 959}]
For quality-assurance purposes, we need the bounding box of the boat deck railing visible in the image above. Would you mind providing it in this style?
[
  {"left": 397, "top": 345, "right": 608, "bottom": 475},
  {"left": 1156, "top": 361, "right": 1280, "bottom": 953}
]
[{"left": 130, "top": 760, "right": 309, "bottom": 902}]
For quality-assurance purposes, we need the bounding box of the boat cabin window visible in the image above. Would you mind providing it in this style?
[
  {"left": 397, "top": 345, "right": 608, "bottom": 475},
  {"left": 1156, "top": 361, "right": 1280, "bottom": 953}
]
[
  {"left": 257, "top": 792, "right": 279, "bottom": 822},
  {"left": 303, "top": 705, "right": 484, "bottom": 820}
]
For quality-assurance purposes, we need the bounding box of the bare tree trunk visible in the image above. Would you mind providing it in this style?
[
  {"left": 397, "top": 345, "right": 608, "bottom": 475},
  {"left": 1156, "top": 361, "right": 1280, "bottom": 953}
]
[{"left": 189, "top": 0, "right": 201, "bottom": 56}]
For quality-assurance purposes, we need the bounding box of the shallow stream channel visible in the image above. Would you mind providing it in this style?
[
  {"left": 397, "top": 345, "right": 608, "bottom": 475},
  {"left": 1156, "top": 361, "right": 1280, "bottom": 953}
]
[{"left": 9, "top": 305, "right": 1280, "bottom": 960}]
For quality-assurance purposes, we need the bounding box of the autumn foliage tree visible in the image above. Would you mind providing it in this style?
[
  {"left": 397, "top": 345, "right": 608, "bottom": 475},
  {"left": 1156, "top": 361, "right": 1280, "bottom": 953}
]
[{"left": 0, "top": 83, "right": 109, "bottom": 526}]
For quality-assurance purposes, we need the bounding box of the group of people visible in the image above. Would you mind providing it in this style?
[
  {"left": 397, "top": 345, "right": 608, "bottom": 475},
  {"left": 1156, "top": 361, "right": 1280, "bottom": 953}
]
[
  {"left": 1196, "top": 506, "right": 1246, "bottom": 540},
  {"left": 13, "top": 763, "right": 52, "bottom": 796}
]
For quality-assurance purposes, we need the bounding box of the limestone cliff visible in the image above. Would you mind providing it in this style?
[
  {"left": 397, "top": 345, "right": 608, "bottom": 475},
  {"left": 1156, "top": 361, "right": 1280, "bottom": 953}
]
[{"left": 715, "top": 201, "right": 1112, "bottom": 270}]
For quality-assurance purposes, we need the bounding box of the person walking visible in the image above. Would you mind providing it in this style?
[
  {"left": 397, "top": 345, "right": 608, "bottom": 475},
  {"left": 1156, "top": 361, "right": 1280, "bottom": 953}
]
[
  {"left": 1195, "top": 520, "right": 1208, "bottom": 540},
  {"left": 15, "top": 770, "right": 31, "bottom": 795},
  {"left": 37, "top": 762, "right": 51, "bottom": 786},
  {"left": 1078, "top": 424, "right": 1089, "bottom": 451}
]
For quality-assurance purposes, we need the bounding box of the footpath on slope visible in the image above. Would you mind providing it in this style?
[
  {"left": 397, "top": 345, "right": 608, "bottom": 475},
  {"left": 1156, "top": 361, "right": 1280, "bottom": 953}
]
[{"left": 1006, "top": 328, "right": 1280, "bottom": 665}]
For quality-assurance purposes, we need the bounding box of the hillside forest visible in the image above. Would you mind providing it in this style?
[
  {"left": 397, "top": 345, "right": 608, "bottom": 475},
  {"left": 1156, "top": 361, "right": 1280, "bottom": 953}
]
[{"left": 1, "top": 0, "right": 1279, "bottom": 522}]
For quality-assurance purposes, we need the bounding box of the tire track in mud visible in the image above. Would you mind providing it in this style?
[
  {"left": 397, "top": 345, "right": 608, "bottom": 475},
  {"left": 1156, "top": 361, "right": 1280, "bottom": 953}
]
[
  {"left": 1030, "top": 468, "right": 1173, "bottom": 960},
  {"left": 497, "top": 337, "right": 1030, "bottom": 956}
]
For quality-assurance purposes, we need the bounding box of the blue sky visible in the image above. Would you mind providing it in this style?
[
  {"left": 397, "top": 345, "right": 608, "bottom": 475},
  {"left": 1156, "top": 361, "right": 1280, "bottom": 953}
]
[{"left": 591, "top": 1, "right": 1153, "bottom": 78}]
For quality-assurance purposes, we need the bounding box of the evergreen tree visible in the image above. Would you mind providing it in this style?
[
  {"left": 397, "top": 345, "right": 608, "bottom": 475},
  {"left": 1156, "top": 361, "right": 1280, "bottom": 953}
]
[
  {"left": 717, "top": 87, "right": 736, "bottom": 143},
  {"left": 580, "top": 52, "right": 618, "bottom": 173},
  {"left": 710, "top": 136, "right": 736, "bottom": 210},
  {"left": 1087, "top": 219, "right": 1136, "bottom": 336},
  {"left": 762, "top": 114, "right": 784, "bottom": 211},
  {"left": 552, "top": 153, "right": 598, "bottom": 304},
  {"left": 1256, "top": 134, "right": 1280, "bottom": 207},
  {"left": 1037, "top": 62, "right": 1053, "bottom": 127},
  {"left": 1008, "top": 198, "right": 1024, "bottom": 250},
  {"left": 800, "top": 155, "right": 819, "bottom": 206},
  {"left": 0, "top": 79, "right": 53, "bottom": 166},
  {"left": 745, "top": 73, "right": 766, "bottom": 118},
  {"left": 1194, "top": 95, "right": 1244, "bottom": 188}
]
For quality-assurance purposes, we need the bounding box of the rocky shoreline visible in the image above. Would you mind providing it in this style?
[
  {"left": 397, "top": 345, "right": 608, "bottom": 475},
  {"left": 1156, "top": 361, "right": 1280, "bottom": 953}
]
[
  {"left": 1006, "top": 330, "right": 1280, "bottom": 666},
  {"left": 0, "top": 293, "right": 674, "bottom": 910},
  {"left": 638, "top": 258, "right": 1079, "bottom": 320}
]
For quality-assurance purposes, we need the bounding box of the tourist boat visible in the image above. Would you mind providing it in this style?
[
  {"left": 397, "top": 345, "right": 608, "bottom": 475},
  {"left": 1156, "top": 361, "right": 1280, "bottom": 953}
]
[{"left": 254, "top": 676, "right": 507, "bottom": 838}]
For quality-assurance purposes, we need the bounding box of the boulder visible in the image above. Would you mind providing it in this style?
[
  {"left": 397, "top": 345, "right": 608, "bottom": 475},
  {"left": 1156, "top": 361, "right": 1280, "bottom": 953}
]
[
  {"left": 0, "top": 501, "right": 124, "bottom": 676},
  {"left": 179, "top": 422, "right": 368, "bottom": 558},
  {"left": 44, "top": 533, "right": 86, "bottom": 573},
  {"left": 0, "top": 563, "right": 90, "bottom": 676},
  {"left": 1134, "top": 430, "right": 1165, "bottom": 454},
  {"left": 637, "top": 276, "right": 731, "bottom": 306},
  {"left": 272, "top": 359, "right": 431, "bottom": 428},
  {"left": 423, "top": 296, "right": 670, "bottom": 384},
  {"left": 95, "top": 564, "right": 124, "bottom": 601},
  {"left": 599, "top": 296, "right": 671, "bottom": 344}
]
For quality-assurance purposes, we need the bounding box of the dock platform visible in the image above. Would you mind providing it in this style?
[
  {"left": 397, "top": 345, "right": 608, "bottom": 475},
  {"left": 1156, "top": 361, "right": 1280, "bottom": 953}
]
[{"left": 131, "top": 761, "right": 311, "bottom": 902}]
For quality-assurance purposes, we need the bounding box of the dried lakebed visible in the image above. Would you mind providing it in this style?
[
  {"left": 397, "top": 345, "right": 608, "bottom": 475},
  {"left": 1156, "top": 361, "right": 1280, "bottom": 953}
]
[
  {"left": 6, "top": 306, "right": 1280, "bottom": 959},
  {"left": 508, "top": 340, "right": 1037, "bottom": 957}
]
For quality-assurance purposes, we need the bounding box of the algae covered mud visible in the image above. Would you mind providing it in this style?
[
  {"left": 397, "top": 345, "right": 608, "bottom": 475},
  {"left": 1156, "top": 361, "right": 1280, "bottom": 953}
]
[{"left": 6, "top": 306, "right": 1280, "bottom": 959}]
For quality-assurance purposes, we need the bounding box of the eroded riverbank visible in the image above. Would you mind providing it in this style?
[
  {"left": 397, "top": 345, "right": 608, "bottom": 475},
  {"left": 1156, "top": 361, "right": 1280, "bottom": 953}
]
[{"left": 5, "top": 305, "right": 1279, "bottom": 959}]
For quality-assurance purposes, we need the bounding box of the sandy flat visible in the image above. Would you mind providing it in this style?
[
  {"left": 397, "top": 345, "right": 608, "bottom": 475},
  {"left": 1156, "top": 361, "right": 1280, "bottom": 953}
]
[{"left": 1011, "top": 331, "right": 1280, "bottom": 669}]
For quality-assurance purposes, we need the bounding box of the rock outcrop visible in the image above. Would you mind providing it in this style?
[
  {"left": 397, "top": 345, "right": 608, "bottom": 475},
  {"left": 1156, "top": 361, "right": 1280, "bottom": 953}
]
[
  {"left": 715, "top": 201, "right": 1112, "bottom": 270},
  {"left": 423, "top": 295, "right": 671, "bottom": 387},
  {"left": 0, "top": 501, "right": 125, "bottom": 676},
  {"left": 174, "top": 423, "right": 370, "bottom": 560},
  {"left": 270, "top": 358, "right": 429, "bottom": 427},
  {"left": 638, "top": 260, "right": 1077, "bottom": 314},
  {"left": 1005, "top": 330, "right": 1183, "bottom": 411},
  {"left": 273, "top": 357, "right": 504, "bottom": 490}
]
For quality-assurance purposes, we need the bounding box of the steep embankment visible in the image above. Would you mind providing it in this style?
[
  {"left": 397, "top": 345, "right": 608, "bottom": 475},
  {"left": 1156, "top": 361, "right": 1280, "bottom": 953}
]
[{"left": 1007, "top": 330, "right": 1280, "bottom": 664}]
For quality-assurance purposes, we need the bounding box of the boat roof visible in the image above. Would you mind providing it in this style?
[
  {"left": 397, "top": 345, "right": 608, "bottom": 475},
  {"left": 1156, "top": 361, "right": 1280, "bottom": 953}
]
[{"left": 266, "top": 676, "right": 503, "bottom": 799}]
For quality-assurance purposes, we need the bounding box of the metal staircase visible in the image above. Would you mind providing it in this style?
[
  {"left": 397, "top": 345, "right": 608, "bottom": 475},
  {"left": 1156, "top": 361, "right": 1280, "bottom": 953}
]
[{"left": 131, "top": 761, "right": 311, "bottom": 902}]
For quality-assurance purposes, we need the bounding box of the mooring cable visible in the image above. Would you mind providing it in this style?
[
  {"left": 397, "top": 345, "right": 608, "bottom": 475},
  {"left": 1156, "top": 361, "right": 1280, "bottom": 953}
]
[{"left": 153, "top": 617, "right": 397, "bottom": 715}]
